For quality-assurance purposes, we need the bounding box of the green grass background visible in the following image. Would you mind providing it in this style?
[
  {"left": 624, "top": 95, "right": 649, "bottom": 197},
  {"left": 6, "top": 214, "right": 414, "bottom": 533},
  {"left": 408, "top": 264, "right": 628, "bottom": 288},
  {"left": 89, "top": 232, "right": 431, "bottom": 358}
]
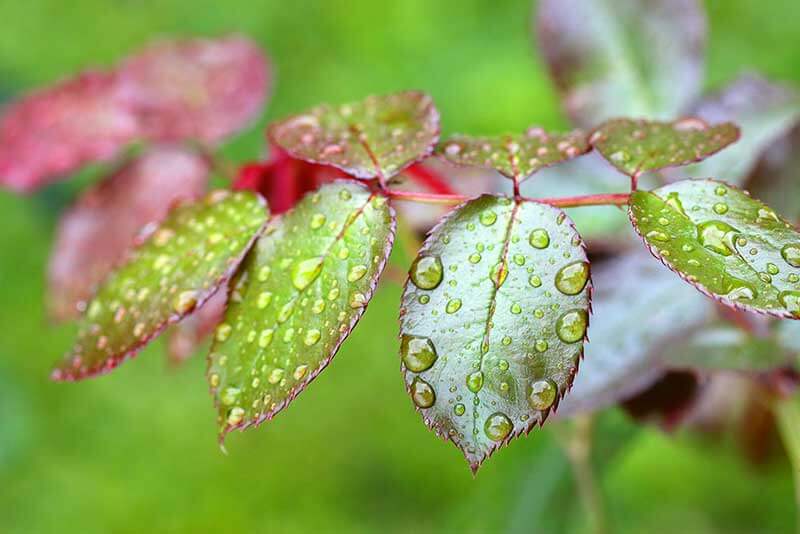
[{"left": 0, "top": 0, "right": 799, "bottom": 532}]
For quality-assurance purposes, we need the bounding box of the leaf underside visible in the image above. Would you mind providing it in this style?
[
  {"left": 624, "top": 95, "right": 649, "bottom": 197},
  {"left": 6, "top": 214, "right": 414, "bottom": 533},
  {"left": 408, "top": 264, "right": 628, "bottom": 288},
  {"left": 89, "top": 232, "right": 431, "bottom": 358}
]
[
  {"left": 47, "top": 147, "right": 210, "bottom": 321},
  {"left": 630, "top": 179, "right": 800, "bottom": 319},
  {"left": 52, "top": 190, "right": 269, "bottom": 381},
  {"left": 592, "top": 118, "right": 739, "bottom": 177},
  {"left": 437, "top": 128, "right": 589, "bottom": 183},
  {"left": 536, "top": 0, "right": 706, "bottom": 128},
  {"left": 208, "top": 181, "right": 396, "bottom": 438},
  {"left": 399, "top": 195, "right": 591, "bottom": 472},
  {"left": 268, "top": 91, "right": 440, "bottom": 180}
]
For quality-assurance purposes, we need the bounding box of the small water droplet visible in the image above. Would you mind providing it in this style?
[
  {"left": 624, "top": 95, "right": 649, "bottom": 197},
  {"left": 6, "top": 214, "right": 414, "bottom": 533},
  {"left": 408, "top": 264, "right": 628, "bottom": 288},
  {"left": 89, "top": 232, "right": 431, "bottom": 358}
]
[
  {"left": 446, "top": 299, "right": 462, "bottom": 314},
  {"left": 469, "top": 253, "right": 482, "bottom": 264},
  {"left": 221, "top": 386, "right": 241, "bottom": 406},
  {"left": 556, "top": 309, "right": 588, "bottom": 343},
  {"left": 712, "top": 202, "right": 729, "bottom": 215},
  {"left": 347, "top": 264, "right": 368, "bottom": 282},
  {"left": 257, "top": 266, "right": 271, "bottom": 282},
  {"left": 510, "top": 303, "right": 522, "bottom": 314},
  {"left": 227, "top": 407, "right": 245, "bottom": 426},
  {"left": 339, "top": 189, "right": 352, "bottom": 201},
  {"left": 528, "top": 379, "right": 557, "bottom": 410},
  {"left": 310, "top": 213, "right": 326, "bottom": 229},
  {"left": 411, "top": 377, "right": 436, "bottom": 408},
  {"left": 277, "top": 301, "right": 295, "bottom": 323},
  {"left": 767, "top": 263, "right": 780, "bottom": 275},
  {"left": 480, "top": 210, "right": 497, "bottom": 226},
  {"left": 780, "top": 291, "right": 800, "bottom": 317},
  {"left": 291, "top": 257, "right": 324, "bottom": 290},
  {"left": 490, "top": 261, "right": 508, "bottom": 288},
  {"left": 715, "top": 185, "right": 727, "bottom": 196},
  {"left": 172, "top": 290, "right": 198, "bottom": 315},
  {"left": 304, "top": 329, "right": 321, "bottom": 346},
  {"left": 466, "top": 371, "right": 484, "bottom": 393},
  {"left": 454, "top": 403, "right": 466, "bottom": 416},
  {"left": 268, "top": 368, "right": 285, "bottom": 384},
  {"left": 401, "top": 335, "right": 438, "bottom": 372},
  {"left": 535, "top": 339, "right": 548, "bottom": 352},
  {"left": 215, "top": 323, "right": 232, "bottom": 342},
  {"left": 529, "top": 228, "right": 550, "bottom": 249},
  {"left": 258, "top": 329, "right": 274, "bottom": 348},
  {"left": 257, "top": 291, "right": 273, "bottom": 309},
  {"left": 554, "top": 261, "right": 589, "bottom": 295},
  {"left": 484, "top": 412, "right": 513, "bottom": 441},
  {"left": 418, "top": 294, "right": 430, "bottom": 304},
  {"left": 529, "top": 275, "right": 542, "bottom": 288},
  {"left": 312, "top": 299, "right": 326, "bottom": 314},
  {"left": 293, "top": 364, "right": 309, "bottom": 380},
  {"left": 410, "top": 255, "right": 444, "bottom": 290},
  {"left": 645, "top": 230, "right": 670, "bottom": 243},
  {"left": 350, "top": 292, "right": 368, "bottom": 308}
]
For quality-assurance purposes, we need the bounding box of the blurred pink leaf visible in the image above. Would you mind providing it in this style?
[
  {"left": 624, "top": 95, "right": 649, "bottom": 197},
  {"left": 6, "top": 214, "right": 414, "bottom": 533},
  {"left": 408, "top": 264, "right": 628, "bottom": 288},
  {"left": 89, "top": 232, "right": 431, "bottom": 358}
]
[
  {"left": 120, "top": 36, "right": 270, "bottom": 144},
  {"left": 166, "top": 290, "right": 227, "bottom": 364},
  {"left": 47, "top": 147, "right": 209, "bottom": 321},
  {"left": 0, "top": 71, "right": 140, "bottom": 192}
]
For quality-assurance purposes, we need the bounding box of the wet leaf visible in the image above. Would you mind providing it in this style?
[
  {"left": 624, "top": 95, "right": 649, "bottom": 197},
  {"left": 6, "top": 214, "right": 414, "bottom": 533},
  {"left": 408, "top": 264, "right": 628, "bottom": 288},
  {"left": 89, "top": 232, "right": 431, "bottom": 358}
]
[
  {"left": 437, "top": 127, "right": 589, "bottom": 184},
  {"left": 662, "top": 325, "right": 793, "bottom": 372},
  {"left": 166, "top": 290, "right": 227, "bottom": 365},
  {"left": 680, "top": 74, "right": 800, "bottom": 185},
  {"left": 0, "top": 71, "right": 140, "bottom": 192},
  {"left": 399, "top": 195, "right": 591, "bottom": 472},
  {"left": 51, "top": 190, "right": 268, "bottom": 381},
  {"left": 268, "top": 91, "right": 439, "bottom": 180},
  {"left": 629, "top": 179, "right": 800, "bottom": 319},
  {"left": 557, "top": 249, "right": 711, "bottom": 417},
  {"left": 591, "top": 118, "right": 740, "bottom": 177},
  {"left": 120, "top": 36, "right": 270, "bottom": 144},
  {"left": 536, "top": 0, "right": 705, "bottom": 128},
  {"left": 47, "top": 147, "right": 210, "bottom": 321},
  {"left": 208, "top": 181, "right": 395, "bottom": 438}
]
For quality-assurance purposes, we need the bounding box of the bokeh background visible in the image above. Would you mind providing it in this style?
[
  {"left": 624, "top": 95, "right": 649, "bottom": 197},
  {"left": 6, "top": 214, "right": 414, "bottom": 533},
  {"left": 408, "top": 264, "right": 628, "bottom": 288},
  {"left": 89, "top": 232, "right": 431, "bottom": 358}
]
[{"left": 1, "top": 0, "right": 800, "bottom": 532}]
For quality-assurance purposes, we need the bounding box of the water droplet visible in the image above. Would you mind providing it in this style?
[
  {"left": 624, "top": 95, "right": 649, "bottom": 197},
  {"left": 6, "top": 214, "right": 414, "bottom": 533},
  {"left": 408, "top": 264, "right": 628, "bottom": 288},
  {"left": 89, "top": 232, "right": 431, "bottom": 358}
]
[
  {"left": 715, "top": 185, "right": 727, "bottom": 196},
  {"left": 502, "top": 336, "right": 512, "bottom": 346},
  {"left": 411, "top": 377, "right": 436, "bottom": 408},
  {"left": 327, "top": 287, "right": 340, "bottom": 301},
  {"left": 215, "top": 323, "right": 232, "bottom": 342},
  {"left": 697, "top": 220, "right": 739, "bottom": 256},
  {"left": 556, "top": 309, "right": 588, "bottom": 343},
  {"left": 339, "top": 189, "right": 352, "bottom": 201},
  {"left": 528, "top": 379, "right": 557, "bottom": 410},
  {"left": 535, "top": 339, "right": 548, "bottom": 352},
  {"left": 312, "top": 299, "right": 326, "bottom": 314},
  {"left": 401, "top": 335, "right": 438, "bottom": 372},
  {"left": 490, "top": 261, "right": 508, "bottom": 288},
  {"left": 338, "top": 248, "right": 350, "bottom": 260},
  {"left": 227, "top": 407, "right": 245, "bottom": 426},
  {"left": 498, "top": 359, "right": 510, "bottom": 371},
  {"left": 645, "top": 230, "right": 670, "bottom": 243},
  {"left": 529, "top": 275, "right": 542, "bottom": 288},
  {"left": 480, "top": 210, "right": 497, "bottom": 226},
  {"left": 767, "top": 263, "right": 780, "bottom": 275},
  {"left": 277, "top": 301, "right": 295, "bottom": 323},
  {"left": 726, "top": 284, "right": 755, "bottom": 301},
  {"left": 418, "top": 294, "right": 430, "bottom": 304},
  {"left": 780, "top": 291, "right": 800, "bottom": 317},
  {"left": 510, "top": 303, "right": 522, "bottom": 314},
  {"left": 664, "top": 192, "right": 687, "bottom": 217},
  {"left": 257, "top": 266, "right": 271, "bottom": 282},
  {"left": 347, "top": 264, "right": 368, "bottom": 282},
  {"left": 209, "top": 373, "right": 220, "bottom": 388},
  {"left": 554, "top": 261, "right": 589, "bottom": 295},
  {"left": 529, "top": 228, "right": 550, "bottom": 249},
  {"left": 291, "top": 257, "right": 324, "bottom": 290},
  {"left": 257, "top": 291, "right": 273, "bottom": 309},
  {"left": 310, "top": 213, "right": 326, "bottom": 229},
  {"left": 454, "top": 403, "right": 466, "bottom": 416},
  {"left": 350, "top": 292, "right": 367, "bottom": 308},
  {"left": 446, "top": 299, "right": 462, "bottom": 314},
  {"left": 172, "top": 291, "right": 198, "bottom": 315},
  {"left": 467, "top": 371, "right": 484, "bottom": 393},
  {"left": 293, "top": 364, "right": 309, "bottom": 380},
  {"left": 712, "top": 202, "right": 729, "bottom": 215},
  {"left": 484, "top": 412, "right": 513, "bottom": 441},
  {"left": 304, "top": 329, "right": 321, "bottom": 346},
  {"left": 258, "top": 329, "right": 274, "bottom": 348},
  {"left": 410, "top": 255, "right": 444, "bottom": 290},
  {"left": 469, "top": 253, "right": 482, "bottom": 264},
  {"left": 221, "top": 386, "right": 241, "bottom": 406},
  {"left": 513, "top": 254, "right": 526, "bottom": 266},
  {"left": 782, "top": 244, "right": 800, "bottom": 267}
]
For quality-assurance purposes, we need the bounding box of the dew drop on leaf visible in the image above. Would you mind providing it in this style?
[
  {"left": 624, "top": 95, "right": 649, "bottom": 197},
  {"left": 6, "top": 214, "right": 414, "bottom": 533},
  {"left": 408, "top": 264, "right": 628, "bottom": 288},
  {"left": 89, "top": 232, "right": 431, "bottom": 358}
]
[
  {"left": 781, "top": 244, "right": 800, "bottom": 268},
  {"left": 411, "top": 377, "right": 436, "bottom": 408},
  {"left": 696, "top": 220, "right": 739, "bottom": 256},
  {"left": 467, "top": 370, "right": 484, "bottom": 393},
  {"left": 528, "top": 378, "right": 557, "bottom": 410},
  {"left": 554, "top": 261, "right": 590, "bottom": 295},
  {"left": 484, "top": 412, "right": 513, "bottom": 442},
  {"left": 409, "top": 255, "right": 444, "bottom": 290},
  {"left": 401, "top": 335, "right": 438, "bottom": 372},
  {"left": 291, "top": 257, "right": 324, "bottom": 290},
  {"left": 529, "top": 228, "right": 550, "bottom": 249},
  {"left": 556, "top": 309, "right": 588, "bottom": 343}
]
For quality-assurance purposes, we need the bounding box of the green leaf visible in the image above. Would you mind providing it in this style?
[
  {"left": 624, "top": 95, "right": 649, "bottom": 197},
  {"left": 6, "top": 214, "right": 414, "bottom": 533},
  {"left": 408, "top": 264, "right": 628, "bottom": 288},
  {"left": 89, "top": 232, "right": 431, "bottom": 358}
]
[
  {"left": 591, "top": 118, "right": 740, "bottom": 177},
  {"left": 661, "top": 325, "right": 793, "bottom": 373},
  {"left": 437, "top": 128, "right": 589, "bottom": 184},
  {"left": 557, "top": 249, "right": 711, "bottom": 417},
  {"left": 52, "top": 190, "right": 269, "bottom": 381},
  {"left": 680, "top": 74, "right": 800, "bottom": 185},
  {"left": 629, "top": 179, "right": 800, "bottom": 319},
  {"left": 208, "top": 181, "right": 395, "bottom": 438},
  {"left": 399, "top": 195, "right": 591, "bottom": 472},
  {"left": 268, "top": 91, "right": 439, "bottom": 181},
  {"left": 536, "top": 0, "right": 706, "bottom": 128}
]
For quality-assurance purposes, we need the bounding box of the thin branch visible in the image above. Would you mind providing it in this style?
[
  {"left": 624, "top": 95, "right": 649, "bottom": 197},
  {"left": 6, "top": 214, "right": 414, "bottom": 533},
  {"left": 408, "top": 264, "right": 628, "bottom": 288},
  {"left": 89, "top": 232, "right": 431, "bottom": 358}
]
[{"left": 386, "top": 190, "right": 630, "bottom": 209}]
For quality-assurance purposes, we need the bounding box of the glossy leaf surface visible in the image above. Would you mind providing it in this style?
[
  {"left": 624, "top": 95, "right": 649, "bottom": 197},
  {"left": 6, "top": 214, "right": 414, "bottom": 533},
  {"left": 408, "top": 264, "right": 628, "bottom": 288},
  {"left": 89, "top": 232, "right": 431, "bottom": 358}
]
[
  {"left": 437, "top": 127, "right": 589, "bottom": 183},
  {"left": 209, "top": 181, "right": 395, "bottom": 438},
  {"left": 536, "top": 0, "right": 705, "bottom": 127},
  {"left": 399, "top": 195, "right": 591, "bottom": 472},
  {"left": 48, "top": 147, "right": 210, "bottom": 321},
  {"left": 592, "top": 118, "right": 739, "bottom": 176},
  {"left": 52, "top": 191, "right": 268, "bottom": 380},
  {"left": 268, "top": 91, "right": 439, "bottom": 180},
  {"left": 557, "top": 249, "right": 710, "bottom": 417},
  {"left": 630, "top": 179, "right": 800, "bottom": 319}
]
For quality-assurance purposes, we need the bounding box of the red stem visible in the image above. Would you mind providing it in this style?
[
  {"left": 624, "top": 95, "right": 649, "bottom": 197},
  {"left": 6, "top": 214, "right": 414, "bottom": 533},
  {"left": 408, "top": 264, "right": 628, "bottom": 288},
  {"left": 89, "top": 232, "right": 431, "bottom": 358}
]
[
  {"left": 385, "top": 190, "right": 630, "bottom": 208},
  {"left": 403, "top": 163, "right": 458, "bottom": 195}
]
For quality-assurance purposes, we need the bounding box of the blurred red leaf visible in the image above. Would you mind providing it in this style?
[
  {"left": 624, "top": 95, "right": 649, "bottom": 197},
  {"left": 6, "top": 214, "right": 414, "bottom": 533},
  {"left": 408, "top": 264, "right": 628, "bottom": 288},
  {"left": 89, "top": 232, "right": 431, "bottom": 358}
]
[
  {"left": 47, "top": 147, "right": 209, "bottom": 321},
  {"left": 120, "top": 36, "right": 270, "bottom": 144}
]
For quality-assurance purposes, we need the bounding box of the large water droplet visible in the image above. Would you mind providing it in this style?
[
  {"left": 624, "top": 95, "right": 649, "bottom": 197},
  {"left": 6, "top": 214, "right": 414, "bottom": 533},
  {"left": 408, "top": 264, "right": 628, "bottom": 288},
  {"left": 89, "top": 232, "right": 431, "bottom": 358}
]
[
  {"left": 480, "top": 210, "right": 497, "bottom": 226},
  {"left": 291, "top": 257, "right": 324, "bottom": 290},
  {"left": 554, "top": 261, "right": 589, "bottom": 295},
  {"left": 411, "top": 377, "right": 436, "bottom": 408},
  {"left": 454, "top": 403, "right": 466, "bottom": 416},
  {"left": 529, "top": 228, "right": 550, "bottom": 249},
  {"left": 466, "top": 371, "right": 484, "bottom": 393},
  {"left": 490, "top": 261, "right": 508, "bottom": 288},
  {"left": 782, "top": 244, "right": 800, "bottom": 268},
  {"left": 528, "top": 379, "right": 557, "bottom": 410},
  {"left": 347, "top": 264, "right": 368, "bottom": 282},
  {"left": 410, "top": 255, "right": 444, "bottom": 290},
  {"left": 645, "top": 230, "right": 669, "bottom": 243},
  {"left": 712, "top": 202, "right": 729, "bottom": 215},
  {"left": 697, "top": 220, "right": 739, "bottom": 256},
  {"left": 227, "top": 407, "right": 245, "bottom": 426},
  {"left": 401, "top": 335, "right": 438, "bottom": 372},
  {"left": 556, "top": 309, "right": 588, "bottom": 343},
  {"left": 446, "top": 298, "right": 462, "bottom": 314},
  {"left": 484, "top": 412, "right": 513, "bottom": 442},
  {"left": 304, "top": 329, "right": 321, "bottom": 346},
  {"left": 780, "top": 291, "right": 800, "bottom": 317}
]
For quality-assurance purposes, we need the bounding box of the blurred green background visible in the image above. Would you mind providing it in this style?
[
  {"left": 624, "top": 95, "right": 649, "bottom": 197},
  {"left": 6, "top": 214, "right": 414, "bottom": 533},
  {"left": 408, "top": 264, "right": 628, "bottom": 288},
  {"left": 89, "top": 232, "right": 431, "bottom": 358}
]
[{"left": 1, "top": 0, "right": 799, "bottom": 532}]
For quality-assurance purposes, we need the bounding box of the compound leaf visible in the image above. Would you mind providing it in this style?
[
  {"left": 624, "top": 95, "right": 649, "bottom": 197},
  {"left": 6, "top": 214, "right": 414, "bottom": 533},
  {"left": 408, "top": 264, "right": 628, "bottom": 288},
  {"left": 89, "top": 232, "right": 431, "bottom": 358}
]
[
  {"left": 630, "top": 179, "right": 800, "bottom": 319},
  {"left": 51, "top": 190, "right": 268, "bottom": 380},
  {"left": 48, "top": 147, "right": 210, "bottom": 321},
  {"left": 557, "top": 249, "right": 711, "bottom": 417},
  {"left": 591, "top": 118, "right": 740, "bottom": 177},
  {"left": 437, "top": 128, "right": 589, "bottom": 184},
  {"left": 268, "top": 91, "right": 439, "bottom": 180},
  {"left": 208, "top": 181, "right": 395, "bottom": 439},
  {"left": 536, "top": 0, "right": 705, "bottom": 128},
  {"left": 399, "top": 195, "right": 591, "bottom": 472}
]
